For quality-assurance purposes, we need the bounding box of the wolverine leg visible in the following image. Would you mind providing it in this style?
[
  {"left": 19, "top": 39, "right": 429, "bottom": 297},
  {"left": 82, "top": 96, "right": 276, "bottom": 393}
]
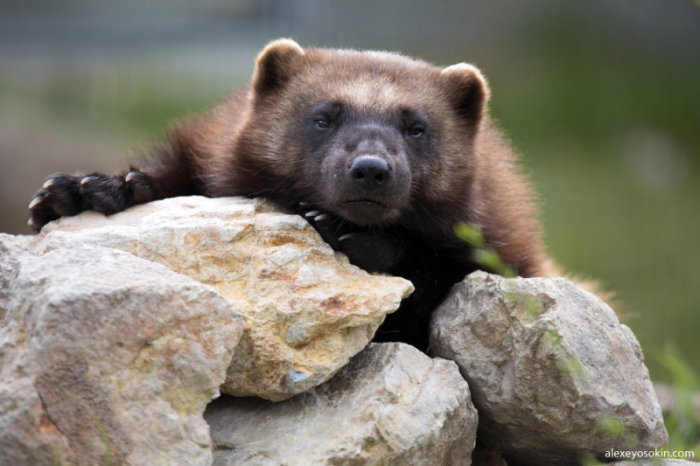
[{"left": 28, "top": 132, "right": 205, "bottom": 233}]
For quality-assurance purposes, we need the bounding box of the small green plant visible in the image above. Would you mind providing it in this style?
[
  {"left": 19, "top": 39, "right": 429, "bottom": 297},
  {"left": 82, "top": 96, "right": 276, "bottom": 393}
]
[
  {"left": 580, "top": 453, "right": 606, "bottom": 466},
  {"left": 656, "top": 345, "right": 700, "bottom": 460},
  {"left": 454, "top": 222, "right": 517, "bottom": 278}
]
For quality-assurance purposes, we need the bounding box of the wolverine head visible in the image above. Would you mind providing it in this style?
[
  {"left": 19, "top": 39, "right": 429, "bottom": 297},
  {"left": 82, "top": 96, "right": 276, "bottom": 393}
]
[{"left": 239, "top": 39, "right": 490, "bottom": 227}]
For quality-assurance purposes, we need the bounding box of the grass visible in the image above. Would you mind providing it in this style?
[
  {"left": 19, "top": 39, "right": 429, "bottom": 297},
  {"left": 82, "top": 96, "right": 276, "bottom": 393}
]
[{"left": 657, "top": 346, "right": 700, "bottom": 458}]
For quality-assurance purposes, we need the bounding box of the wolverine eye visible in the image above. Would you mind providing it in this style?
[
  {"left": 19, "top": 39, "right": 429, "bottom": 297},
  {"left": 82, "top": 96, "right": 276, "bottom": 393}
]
[
  {"left": 407, "top": 127, "right": 424, "bottom": 138},
  {"left": 315, "top": 119, "right": 331, "bottom": 129}
]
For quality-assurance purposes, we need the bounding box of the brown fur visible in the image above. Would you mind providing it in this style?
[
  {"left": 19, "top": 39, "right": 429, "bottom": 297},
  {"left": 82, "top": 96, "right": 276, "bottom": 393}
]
[{"left": 149, "top": 41, "right": 547, "bottom": 278}]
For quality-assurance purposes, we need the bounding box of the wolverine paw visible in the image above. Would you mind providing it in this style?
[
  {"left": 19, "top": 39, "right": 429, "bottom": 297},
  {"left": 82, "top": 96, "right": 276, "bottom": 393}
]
[
  {"left": 334, "top": 230, "right": 402, "bottom": 272},
  {"left": 298, "top": 202, "right": 344, "bottom": 248},
  {"left": 28, "top": 174, "right": 82, "bottom": 232},
  {"left": 28, "top": 170, "right": 157, "bottom": 233},
  {"left": 298, "top": 202, "right": 399, "bottom": 273}
]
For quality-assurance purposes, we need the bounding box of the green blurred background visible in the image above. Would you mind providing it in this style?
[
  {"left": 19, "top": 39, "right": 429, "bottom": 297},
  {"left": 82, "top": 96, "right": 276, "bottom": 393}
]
[{"left": 1, "top": 0, "right": 698, "bottom": 383}]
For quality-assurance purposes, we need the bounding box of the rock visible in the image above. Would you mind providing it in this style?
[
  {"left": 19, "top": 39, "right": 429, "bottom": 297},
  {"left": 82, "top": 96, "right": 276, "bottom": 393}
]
[
  {"left": 30, "top": 196, "right": 413, "bottom": 401},
  {"left": 0, "top": 235, "right": 243, "bottom": 466},
  {"left": 205, "top": 343, "right": 478, "bottom": 466},
  {"left": 430, "top": 271, "right": 668, "bottom": 466},
  {"left": 0, "top": 234, "right": 30, "bottom": 320}
]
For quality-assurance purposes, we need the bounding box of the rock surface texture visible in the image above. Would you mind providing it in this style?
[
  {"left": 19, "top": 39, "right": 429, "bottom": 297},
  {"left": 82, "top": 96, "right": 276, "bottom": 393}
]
[
  {"left": 430, "top": 271, "right": 669, "bottom": 466},
  {"left": 30, "top": 196, "right": 414, "bottom": 401},
  {"left": 0, "top": 234, "right": 243, "bottom": 466},
  {"left": 205, "top": 343, "right": 478, "bottom": 466}
]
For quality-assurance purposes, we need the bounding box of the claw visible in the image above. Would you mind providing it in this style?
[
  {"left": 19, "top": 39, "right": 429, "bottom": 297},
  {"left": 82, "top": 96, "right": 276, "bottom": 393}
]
[
  {"left": 299, "top": 201, "right": 309, "bottom": 206},
  {"left": 125, "top": 172, "right": 137, "bottom": 182},
  {"left": 305, "top": 210, "right": 320, "bottom": 218},
  {"left": 27, "top": 218, "right": 34, "bottom": 227},
  {"left": 42, "top": 179, "right": 54, "bottom": 189},
  {"left": 314, "top": 214, "right": 330, "bottom": 221},
  {"left": 338, "top": 233, "right": 354, "bottom": 242},
  {"left": 80, "top": 176, "right": 93, "bottom": 186},
  {"left": 29, "top": 196, "right": 43, "bottom": 209}
]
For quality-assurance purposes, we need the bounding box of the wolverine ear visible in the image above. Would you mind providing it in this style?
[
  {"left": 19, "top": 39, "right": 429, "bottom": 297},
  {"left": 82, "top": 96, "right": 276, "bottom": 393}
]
[
  {"left": 441, "top": 63, "right": 491, "bottom": 124},
  {"left": 252, "top": 39, "right": 305, "bottom": 97}
]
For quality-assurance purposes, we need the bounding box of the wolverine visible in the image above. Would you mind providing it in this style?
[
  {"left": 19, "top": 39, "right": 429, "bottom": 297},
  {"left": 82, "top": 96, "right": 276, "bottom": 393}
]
[{"left": 29, "top": 39, "right": 548, "bottom": 351}]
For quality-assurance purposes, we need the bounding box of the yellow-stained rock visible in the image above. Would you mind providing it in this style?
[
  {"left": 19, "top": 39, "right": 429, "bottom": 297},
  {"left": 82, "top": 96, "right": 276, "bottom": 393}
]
[{"left": 31, "top": 196, "right": 414, "bottom": 401}]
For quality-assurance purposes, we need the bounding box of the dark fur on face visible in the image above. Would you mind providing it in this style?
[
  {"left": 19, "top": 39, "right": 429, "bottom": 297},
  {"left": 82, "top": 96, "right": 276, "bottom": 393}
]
[
  {"left": 29, "top": 39, "right": 549, "bottom": 351},
  {"left": 302, "top": 101, "right": 415, "bottom": 226},
  {"left": 234, "top": 44, "right": 492, "bottom": 233}
]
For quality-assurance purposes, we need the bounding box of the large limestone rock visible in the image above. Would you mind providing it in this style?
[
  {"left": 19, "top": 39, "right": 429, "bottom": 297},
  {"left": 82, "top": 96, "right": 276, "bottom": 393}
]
[
  {"left": 205, "top": 343, "right": 478, "bottom": 466},
  {"left": 30, "top": 196, "right": 414, "bottom": 400},
  {"left": 0, "top": 234, "right": 29, "bottom": 320},
  {"left": 0, "top": 234, "right": 243, "bottom": 466},
  {"left": 430, "top": 271, "right": 668, "bottom": 466}
]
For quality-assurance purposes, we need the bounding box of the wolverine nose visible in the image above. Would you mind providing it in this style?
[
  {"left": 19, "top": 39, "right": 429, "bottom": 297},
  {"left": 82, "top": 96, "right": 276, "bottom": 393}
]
[{"left": 349, "top": 155, "right": 391, "bottom": 189}]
